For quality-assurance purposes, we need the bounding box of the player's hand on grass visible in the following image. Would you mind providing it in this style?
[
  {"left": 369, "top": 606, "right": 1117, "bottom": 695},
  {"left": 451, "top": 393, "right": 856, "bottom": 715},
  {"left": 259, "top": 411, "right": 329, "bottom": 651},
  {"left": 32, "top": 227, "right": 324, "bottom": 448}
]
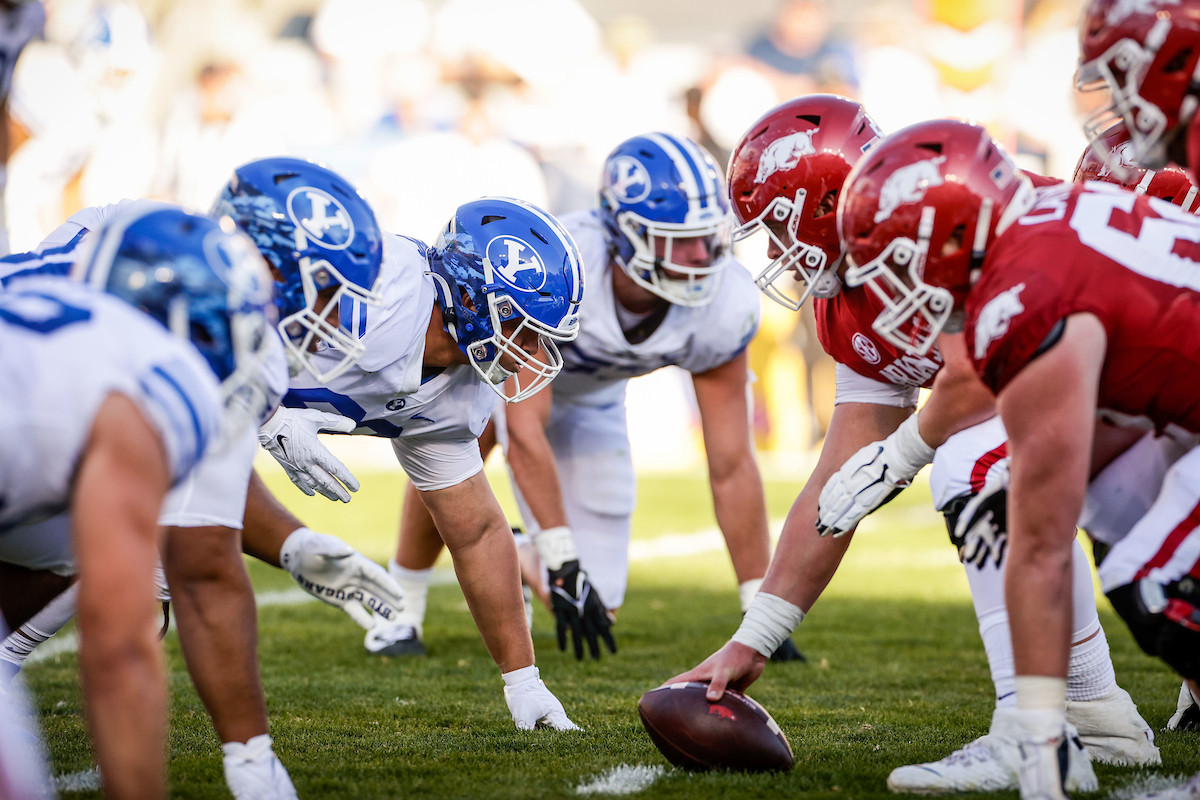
[
  {"left": 816, "top": 414, "right": 934, "bottom": 536},
  {"left": 665, "top": 640, "right": 767, "bottom": 702},
  {"left": 258, "top": 406, "right": 359, "bottom": 502},
  {"left": 222, "top": 734, "right": 298, "bottom": 800},
  {"left": 280, "top": 527, "right": 403, "bottom": 629},
  {"left": 502, "top": 666, "right": 581, "bottom": 731},
  {"left": 549, "top": 560, "right": 616, "bottom": 660}
]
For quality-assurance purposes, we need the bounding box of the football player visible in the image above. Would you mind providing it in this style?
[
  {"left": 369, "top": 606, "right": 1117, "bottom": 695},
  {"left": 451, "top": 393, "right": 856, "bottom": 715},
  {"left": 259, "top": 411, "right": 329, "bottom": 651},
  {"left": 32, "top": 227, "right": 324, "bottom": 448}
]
[
  {"left": 0, "top": 162, "right": 406, "bottom": 799},
  {"left": 0, "top": 205, "right": 274, "bottom": 799},
  {"left": 668, "top": 96, "right": 1158, "bottom": 794},
  {"left": 242, "top": 186, "right": 584, "bottom": 731},
  {"left": 834, "top": 117, "right": 1200, "bottom": 800},
  {"left": 373, "top": 131, "right": 805, "bottom": 664},
  {"left": 1077, "top": 0, "right": 1200, "bottom": 184}
]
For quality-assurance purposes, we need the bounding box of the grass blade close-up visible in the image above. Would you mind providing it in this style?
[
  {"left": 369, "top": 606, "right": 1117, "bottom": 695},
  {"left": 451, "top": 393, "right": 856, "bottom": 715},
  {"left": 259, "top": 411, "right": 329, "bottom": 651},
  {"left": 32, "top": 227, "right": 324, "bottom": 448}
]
[{"left": 25, "top": 463, "right": 1197, "bottom": 799}]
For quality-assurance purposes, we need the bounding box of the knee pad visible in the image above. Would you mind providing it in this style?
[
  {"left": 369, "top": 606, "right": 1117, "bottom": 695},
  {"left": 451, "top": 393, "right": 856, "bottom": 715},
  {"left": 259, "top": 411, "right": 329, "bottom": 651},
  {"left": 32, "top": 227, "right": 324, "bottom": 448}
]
[{"left": 1106, "top": 579, "right": 1200, "bottom": 682}]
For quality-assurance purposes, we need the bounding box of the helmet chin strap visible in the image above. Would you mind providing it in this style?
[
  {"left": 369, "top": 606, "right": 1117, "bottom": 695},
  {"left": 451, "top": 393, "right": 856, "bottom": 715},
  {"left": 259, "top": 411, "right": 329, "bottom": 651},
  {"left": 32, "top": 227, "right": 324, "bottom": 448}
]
[{"left": 810, "top": 269, "right": 842, "bottom": 299}]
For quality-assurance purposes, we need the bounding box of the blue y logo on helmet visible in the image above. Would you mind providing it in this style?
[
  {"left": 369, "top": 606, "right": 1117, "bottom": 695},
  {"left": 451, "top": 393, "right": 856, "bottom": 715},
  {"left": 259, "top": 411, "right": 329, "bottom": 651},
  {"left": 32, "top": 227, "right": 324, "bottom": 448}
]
[
  {"left": 606, "top": 156, "right": 651, "bottom": 203},
  {"left": 487, "top": 235, "right": 547, "bottom": 291},
  {"left": 286, "top": 187, "right": 354, "bottom": 250}
]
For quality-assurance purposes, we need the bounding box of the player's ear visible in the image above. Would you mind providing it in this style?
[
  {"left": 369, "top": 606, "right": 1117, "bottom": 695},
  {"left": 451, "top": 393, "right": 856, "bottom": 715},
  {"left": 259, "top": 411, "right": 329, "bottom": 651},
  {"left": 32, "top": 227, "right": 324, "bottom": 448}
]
[{"left": 459, "top": 289, "right": 476, "bottom": 313}]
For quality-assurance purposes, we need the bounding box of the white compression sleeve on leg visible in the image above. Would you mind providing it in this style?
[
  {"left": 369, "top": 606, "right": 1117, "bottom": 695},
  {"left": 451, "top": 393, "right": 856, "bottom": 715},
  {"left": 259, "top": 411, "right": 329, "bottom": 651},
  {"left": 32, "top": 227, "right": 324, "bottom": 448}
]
[{"left": 388, "top": 561, "right": 431, "bottom": 635}]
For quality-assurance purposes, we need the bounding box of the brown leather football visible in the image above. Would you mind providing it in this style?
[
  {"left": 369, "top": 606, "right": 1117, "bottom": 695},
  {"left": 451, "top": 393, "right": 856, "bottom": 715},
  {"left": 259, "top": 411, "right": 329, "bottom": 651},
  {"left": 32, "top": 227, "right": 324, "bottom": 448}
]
[{"left": 637, "top": 682, "right": 794, "bottom": 772}]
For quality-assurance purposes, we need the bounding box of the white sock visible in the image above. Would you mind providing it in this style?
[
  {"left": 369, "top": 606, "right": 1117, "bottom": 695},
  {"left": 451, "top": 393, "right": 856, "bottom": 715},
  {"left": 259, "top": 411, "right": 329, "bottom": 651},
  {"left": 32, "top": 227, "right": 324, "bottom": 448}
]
[
  {"left": 1067, "top": 622, "right": 1116, "bottom": 702},
  {"left": 1, "top": 582, "right": 79, "bottom": 669},
  {"left": 738, "top": 579, "right": 763, "bottom": 614},
  {"left": 964, "top": 559, "right": 1017, "bottom": 707},
  {"left": 388, "top": 561, "right": 431, "bottom": 636}
]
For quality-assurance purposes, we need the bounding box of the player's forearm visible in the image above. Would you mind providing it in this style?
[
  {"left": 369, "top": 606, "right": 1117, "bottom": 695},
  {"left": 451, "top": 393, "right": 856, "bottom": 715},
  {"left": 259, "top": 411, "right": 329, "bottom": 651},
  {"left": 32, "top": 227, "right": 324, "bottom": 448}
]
[
  {"left": 77, "top": 605, "right": 166, "bottom": 799},
  {"left": 709, "top": 459, "right": 771, "bottom": 583},
  {"left": 759, "top": 480, "right": 852, "bottom": 612},
  {"left": 241, "top": 470, "right": 303, "bottom": 567},
  {"left": 165, "top": 526, "right": 269, "bottom": 745},
  {"left": 448, "top": 520, "right": 536, "bottom": 672},
  {"left": 505, "top": 431, "right": 569, "bottom": 530}
]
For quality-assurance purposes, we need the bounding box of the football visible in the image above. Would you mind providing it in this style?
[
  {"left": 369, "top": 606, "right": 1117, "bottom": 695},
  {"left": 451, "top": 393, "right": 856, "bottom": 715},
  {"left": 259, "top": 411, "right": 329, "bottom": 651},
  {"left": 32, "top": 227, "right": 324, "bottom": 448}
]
[{"left": 637, "top": 682, "right": 794, "bottom": 772}]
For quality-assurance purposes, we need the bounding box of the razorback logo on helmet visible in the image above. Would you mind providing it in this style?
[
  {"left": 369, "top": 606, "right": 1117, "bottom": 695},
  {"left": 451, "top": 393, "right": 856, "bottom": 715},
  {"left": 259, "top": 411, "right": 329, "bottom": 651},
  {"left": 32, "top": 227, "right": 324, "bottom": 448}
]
[
  {"left": 487, "top": 235, "right": 547, "bottom": 291},
  {"left": 755, "top": 131, "right": 817, "bottom": 184},
  {"left": 875, "top": 157, "right": 946, "bottom": 224},
  {"left": 851, "top": 332, "right": 881, "bottom": 364},
  {"left": 974, "top": 283, "right": 1026, "bottom": 360},
  {"left": 286, "top": 187, "right": 354, "bottom": 249},
  {"left": 1107, "top": 0, "right": 1178, "bottom": 25},
  {"left": 606, "top": 156, "right": 652, "bottom": 203}
]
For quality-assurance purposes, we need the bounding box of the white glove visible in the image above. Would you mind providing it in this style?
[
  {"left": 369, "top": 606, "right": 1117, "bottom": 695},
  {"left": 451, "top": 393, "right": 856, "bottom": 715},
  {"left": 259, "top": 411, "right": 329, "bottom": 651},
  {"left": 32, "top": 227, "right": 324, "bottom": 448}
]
[
  {"left": 258, "top": 407, "right": 359, "bottom": 502},
  {"left": 222, "top": 734, "right": 298, "bottom": 800},
  {"left": 280, "top": 527, "right": 404, "bottom": 629},
  {"left": 502, "top": 666, "right": 581, "bottom": 731},
  {"left": 952, "top": 459, "right": 1010, "bottom": 567},
  {"left": 817, "top": 414, "right": 935, "bottom": 536}
]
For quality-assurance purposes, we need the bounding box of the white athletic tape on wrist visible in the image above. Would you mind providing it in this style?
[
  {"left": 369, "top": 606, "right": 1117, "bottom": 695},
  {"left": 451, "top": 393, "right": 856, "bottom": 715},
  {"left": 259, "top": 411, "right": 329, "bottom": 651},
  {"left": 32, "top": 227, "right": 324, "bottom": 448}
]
[
  {"left": 891, "top": 413, "right": 936, "bottom": 478},
  {"left": 731, "top": 593, "right": 805, "bottom": 658},
  {"left": 532, "top": 526, "right": 577, "bottom": 571}
]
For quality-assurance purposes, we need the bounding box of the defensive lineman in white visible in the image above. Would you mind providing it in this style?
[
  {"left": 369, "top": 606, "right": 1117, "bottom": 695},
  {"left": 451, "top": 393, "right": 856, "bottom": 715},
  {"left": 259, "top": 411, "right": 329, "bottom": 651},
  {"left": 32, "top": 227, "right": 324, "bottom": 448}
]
[
  {"left": 251, "top": 193, "right": 585, "bottom": 730},
  {"left": 0, "top": 205, "right": 275, "bottom": 800},
  {"left": 382, "top": 131, "right": 804, "bottom": 662}
]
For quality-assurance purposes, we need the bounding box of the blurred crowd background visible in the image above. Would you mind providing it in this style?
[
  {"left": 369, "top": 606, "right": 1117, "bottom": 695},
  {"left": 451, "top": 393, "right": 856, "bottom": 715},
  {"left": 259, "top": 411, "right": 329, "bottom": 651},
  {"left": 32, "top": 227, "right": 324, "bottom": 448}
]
[{"left": 8, "top": 0, "right": 1090, "bottom": 470}]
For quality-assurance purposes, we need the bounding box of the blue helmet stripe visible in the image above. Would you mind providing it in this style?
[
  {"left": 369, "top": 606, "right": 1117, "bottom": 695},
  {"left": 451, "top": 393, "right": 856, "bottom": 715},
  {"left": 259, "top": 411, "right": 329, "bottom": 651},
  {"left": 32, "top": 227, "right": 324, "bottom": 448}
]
[{"left": 647, "top": 132, "right": 717, "bottom": 215}]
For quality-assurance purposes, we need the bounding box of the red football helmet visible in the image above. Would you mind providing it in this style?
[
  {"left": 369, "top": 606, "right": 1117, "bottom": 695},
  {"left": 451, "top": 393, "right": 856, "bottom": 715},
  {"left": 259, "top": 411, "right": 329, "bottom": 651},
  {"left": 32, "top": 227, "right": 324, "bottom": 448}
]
[
  {"left": 726, "top": 94, "right": 883, "bottom": 311},
  {"left": 1074, "top": 122, "right": 1200, "bottom": 212},
  {"left": 1077, "top": 0, "right": 1200, "bottom": 173},
  {"left": 837, "top": 119, "right": 1034, "bottom": 356}
]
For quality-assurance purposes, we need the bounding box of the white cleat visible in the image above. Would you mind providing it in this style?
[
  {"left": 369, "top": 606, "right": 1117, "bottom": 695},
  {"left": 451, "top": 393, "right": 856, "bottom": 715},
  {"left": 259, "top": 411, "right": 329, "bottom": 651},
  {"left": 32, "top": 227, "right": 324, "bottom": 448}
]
[
  {"left": 1016, "top": 723, "right": 1098, "bottom": 800},
  {"left": 1067, "top": 686, "right": 1160, "bottom": 765},
  {"left": 1134, "top": 771, "right": 1200, "bottom": 800},
  {"left": 887, "top": 735, "right": 1018, "bottom": 794},
  {"left": 888, "top": 708, "right": 1097, "bottom": 796},
  {"left": 364, "top": 621, "right": 426, "bottom": 657}
]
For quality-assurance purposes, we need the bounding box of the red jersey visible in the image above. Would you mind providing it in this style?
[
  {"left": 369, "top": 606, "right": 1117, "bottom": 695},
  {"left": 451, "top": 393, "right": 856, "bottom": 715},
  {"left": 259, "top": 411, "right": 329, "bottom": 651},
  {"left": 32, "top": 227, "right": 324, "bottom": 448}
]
[
  {"left": 967, "top": 180, "right": 1200, "bottom": 435},
  {"left": 814, "top": 290, "right": 944, "bottom": 389}
]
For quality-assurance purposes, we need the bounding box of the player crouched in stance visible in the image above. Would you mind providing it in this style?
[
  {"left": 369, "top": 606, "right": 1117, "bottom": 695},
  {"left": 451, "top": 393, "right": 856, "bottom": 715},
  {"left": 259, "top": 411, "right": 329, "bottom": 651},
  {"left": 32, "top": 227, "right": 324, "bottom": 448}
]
[
  {"left": 382, "top": 131, "right": 804, "bottom": 664},
  {"left": 236, "top": 171, "right": 585, "bottom": 730},
  {"left": 835, "top": 117, "right": 1200, "bottom": 800},
  {"left": 0, "top": 205, "right": 275, "bottom": 799},
  {"left": 670, "top": 95, "right": 1158, "bottom": 796}
]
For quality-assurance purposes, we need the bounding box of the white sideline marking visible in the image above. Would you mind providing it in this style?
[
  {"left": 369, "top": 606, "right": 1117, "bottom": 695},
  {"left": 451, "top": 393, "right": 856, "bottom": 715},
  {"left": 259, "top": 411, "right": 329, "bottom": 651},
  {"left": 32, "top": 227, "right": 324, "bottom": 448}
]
[
  {"left": 55, "top": 767, "right": 101, "bottom": 792},
  {"left": 575, "top": 764, "right": 664, "bottom": 795}
]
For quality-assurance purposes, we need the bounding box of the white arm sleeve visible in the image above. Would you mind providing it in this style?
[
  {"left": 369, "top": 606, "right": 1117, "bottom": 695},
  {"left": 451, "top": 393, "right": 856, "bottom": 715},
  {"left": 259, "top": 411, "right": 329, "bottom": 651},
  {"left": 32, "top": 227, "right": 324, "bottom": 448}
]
[
  {"left": 833, "top": 362, "right": 919, "bottom": 408},
  {"left": 390, "top": 436, "right": 484, "bottom": 492}
]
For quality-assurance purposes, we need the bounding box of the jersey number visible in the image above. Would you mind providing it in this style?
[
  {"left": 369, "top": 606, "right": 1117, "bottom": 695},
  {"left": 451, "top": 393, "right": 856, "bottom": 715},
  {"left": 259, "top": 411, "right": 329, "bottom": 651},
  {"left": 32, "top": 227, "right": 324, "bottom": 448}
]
[{"left": 0, "top": 292, "right": 92, "bottom": 333}]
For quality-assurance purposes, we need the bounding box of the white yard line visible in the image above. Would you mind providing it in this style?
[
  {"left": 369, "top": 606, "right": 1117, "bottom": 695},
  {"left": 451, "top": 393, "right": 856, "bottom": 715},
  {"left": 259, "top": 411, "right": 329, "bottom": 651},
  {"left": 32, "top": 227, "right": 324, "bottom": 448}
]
[{"left": 575, "top": 764, "right": 665, "bottom": 795}]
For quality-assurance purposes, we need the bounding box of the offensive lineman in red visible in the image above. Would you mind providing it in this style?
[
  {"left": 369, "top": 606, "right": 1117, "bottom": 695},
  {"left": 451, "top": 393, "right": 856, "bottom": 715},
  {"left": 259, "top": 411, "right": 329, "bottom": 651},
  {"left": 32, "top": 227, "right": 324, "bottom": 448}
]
[{"left": 836, "top": 117, "right": 1200, "bottom": 800}]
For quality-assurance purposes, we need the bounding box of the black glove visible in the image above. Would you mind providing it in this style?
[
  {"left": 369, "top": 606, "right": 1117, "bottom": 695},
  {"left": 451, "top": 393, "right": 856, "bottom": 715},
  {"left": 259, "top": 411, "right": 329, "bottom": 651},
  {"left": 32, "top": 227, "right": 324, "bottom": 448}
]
[
  {"left": 944, "top": 485, "right": 1009, "bottom": 568},
  {"left": 548, "top": 560, "right": 616, "bottom": 660}
]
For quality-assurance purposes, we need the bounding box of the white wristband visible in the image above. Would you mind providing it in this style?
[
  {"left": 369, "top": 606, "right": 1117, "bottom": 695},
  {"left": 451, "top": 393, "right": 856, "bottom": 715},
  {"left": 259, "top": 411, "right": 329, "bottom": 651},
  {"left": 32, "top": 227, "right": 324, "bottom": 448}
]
[
  {"left": 502, "top": 665, "right": 539, "bottom": 687},
  {"left": 532, "top": 526, "right": 577, "bottom": 571},
  {"left": 890, "top": 413, "right": 936, "bottom": 479},
  {"left": 731, "top": 593, "right": 805, "bottom": 658}
]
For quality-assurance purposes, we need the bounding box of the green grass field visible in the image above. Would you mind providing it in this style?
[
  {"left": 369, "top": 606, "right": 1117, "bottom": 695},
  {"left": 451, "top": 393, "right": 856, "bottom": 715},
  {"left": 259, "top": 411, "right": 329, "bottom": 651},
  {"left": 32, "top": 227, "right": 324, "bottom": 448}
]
[{"left": 24, "top": 464, "right": 1199, "bottom": 799}]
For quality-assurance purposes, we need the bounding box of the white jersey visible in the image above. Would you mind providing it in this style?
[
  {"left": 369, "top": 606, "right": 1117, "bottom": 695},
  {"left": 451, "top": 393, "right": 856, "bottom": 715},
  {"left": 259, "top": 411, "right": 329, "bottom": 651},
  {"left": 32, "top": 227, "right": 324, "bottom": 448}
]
[
  {"left": 0, "top": 279, "right": 222, "bottom": 532},
  {"left": 552, "top": 209, "right": 761, "bottom": 406},
  {"left": 283, "top": 232, "right": 497, "bottom": 490}
]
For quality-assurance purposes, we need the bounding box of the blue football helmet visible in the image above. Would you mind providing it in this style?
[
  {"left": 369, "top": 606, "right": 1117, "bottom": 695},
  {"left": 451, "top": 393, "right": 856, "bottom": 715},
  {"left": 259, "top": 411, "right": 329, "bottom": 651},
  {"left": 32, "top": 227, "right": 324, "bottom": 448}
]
[
  {"left": 598, "top": 132, "right": 734, "bottom": 307},
  {"left": 73, "top": 205, "right": 276, "bottom": 433},
  {"left": 212, "top": 156, "right": 384, "bottom": 382},
  {"left": 426, "top": 197, "right": 584, "bottom": 402}
]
